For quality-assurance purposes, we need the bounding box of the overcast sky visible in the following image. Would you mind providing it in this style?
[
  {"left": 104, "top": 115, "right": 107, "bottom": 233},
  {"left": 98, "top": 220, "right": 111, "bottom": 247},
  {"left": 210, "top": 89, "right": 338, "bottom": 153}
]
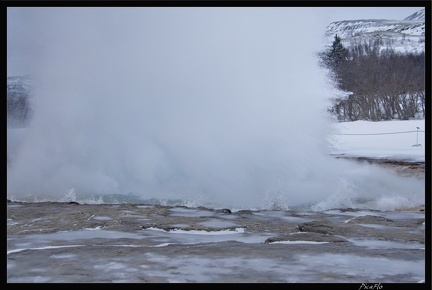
[
  {"left": 7, "top": 6, "right": 425, "bottom": 76},
  {"left": 319, "top": 6, "right": 423, "bottom": 23}
]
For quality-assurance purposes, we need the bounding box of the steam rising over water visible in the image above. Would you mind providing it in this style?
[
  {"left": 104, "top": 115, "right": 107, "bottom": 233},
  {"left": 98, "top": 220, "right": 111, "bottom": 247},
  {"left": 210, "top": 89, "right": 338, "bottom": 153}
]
[{"left": 7, "top": 8, "right": 424, "bottom": 210}]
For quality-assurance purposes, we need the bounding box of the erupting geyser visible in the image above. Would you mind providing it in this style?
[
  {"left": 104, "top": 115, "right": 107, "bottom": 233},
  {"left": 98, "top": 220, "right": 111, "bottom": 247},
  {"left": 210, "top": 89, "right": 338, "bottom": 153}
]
[{"left": 7, "top": 8, "right": 424, "bottom": 210}]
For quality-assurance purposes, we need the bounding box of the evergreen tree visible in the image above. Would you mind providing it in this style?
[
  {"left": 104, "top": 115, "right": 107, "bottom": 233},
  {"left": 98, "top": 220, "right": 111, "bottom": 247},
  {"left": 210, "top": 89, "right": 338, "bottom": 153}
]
[{"left": 326, "top": 34, "right": 348, "bottom": 70}]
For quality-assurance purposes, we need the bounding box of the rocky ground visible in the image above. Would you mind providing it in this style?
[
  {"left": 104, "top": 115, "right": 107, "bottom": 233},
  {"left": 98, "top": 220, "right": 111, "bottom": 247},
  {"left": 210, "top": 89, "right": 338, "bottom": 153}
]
[
  {"left": 334, "top": 156, "right": 426, "bottom": 179},
  {"left": 7, "top": 200, "right": 426, "bottom": 283}
]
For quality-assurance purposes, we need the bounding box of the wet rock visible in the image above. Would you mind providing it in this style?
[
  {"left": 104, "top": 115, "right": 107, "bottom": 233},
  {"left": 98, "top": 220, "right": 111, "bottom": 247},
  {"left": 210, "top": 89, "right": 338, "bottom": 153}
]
[
  {"left": 265, "top": 232, "right": 349, "bottom": 244},
  {"left": 297, "top": 220, "right": 351, "bottom": 235},
  {"left": 235, "top": 210, "right": 254, "bottom": 214},
  {"left": 339, "top": 208, "right": 358, "bottom": 212},
  {"left": 7, "top": 202, "right": 425, "bottom": 282},
  {"left": 345, "top": 215, "right": 393, "bottom": 225},
  {"left": 216, "top": 208, "right": 232, "bottom": 214}
]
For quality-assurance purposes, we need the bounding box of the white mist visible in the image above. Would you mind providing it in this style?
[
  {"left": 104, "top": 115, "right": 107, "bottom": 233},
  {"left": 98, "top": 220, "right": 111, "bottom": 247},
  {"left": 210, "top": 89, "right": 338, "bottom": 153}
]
[{"left": 7, "top": 8, "right": 424, "bottom": 210}]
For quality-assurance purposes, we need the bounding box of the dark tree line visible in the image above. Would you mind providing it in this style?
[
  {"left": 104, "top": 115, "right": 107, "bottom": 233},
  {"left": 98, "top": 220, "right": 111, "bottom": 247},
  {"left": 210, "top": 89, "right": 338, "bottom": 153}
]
[
  {"left": 319, "top": 35, "right": 425, "bottom": 121},
  {"left": 7, "top": 77, "right": 33, "bottom": 127}
]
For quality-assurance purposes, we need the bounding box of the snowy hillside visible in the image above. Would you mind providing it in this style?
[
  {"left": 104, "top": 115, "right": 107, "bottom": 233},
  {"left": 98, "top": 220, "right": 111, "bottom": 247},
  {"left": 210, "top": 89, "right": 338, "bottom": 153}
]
[
  {"left": 403, "top": 8, "right": 425, "bottom": 21},
  {"left": 323, "top": 8, "right": 425, "bottom": 54}
]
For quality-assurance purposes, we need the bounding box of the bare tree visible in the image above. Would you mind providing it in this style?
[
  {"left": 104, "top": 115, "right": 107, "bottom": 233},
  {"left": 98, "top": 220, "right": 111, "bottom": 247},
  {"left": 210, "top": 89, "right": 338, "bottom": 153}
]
[{"left": 319, "top": 36, "right": 425, "bottom": 121}]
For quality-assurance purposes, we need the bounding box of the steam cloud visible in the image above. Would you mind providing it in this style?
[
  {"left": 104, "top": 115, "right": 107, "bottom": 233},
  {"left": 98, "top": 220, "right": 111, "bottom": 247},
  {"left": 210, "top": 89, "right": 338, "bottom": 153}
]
[{"left": 7, "top": 8, "right": 424, "bottom": 209}]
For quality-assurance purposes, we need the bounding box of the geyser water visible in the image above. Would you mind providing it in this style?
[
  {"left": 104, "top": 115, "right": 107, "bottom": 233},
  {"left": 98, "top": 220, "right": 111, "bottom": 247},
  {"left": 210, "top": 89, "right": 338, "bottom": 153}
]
[{"left": 7, "top": 8, "right": 424, "bottom": 210}]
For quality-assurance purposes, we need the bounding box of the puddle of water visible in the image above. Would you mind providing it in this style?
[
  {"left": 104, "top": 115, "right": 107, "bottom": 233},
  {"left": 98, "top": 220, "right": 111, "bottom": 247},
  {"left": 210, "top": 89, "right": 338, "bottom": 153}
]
[{"left": 346, "top": 237, "right": 424, "bottom": 250}]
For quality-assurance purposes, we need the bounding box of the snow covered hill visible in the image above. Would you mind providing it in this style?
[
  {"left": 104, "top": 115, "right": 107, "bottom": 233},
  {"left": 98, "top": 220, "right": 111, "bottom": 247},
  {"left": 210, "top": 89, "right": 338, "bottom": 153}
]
[
  {"left": 403, "top": 8, "right": 425, "bottom": 21},
  {"left": 323, "top": 8, "right": 425, "bottom": 54}
]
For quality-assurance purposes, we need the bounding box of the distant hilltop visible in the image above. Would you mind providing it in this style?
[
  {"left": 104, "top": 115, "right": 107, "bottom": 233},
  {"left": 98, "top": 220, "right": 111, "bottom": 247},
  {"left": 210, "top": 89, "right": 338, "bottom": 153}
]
[
  {"left": 403, "top": 8, "right": 425, "bottom": 21},
  {"left": 323, "top": 8, "right": 425, "bottom": 55}
]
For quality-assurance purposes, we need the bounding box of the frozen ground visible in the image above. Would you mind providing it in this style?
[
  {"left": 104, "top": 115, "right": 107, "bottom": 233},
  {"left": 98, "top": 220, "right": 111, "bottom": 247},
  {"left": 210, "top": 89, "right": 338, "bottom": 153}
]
[
  {"left": 7, "top": 202, "right": 426, "bottom": 283},
  {"left": 329, "top": 119, "right": 425, "bottom": 163}
]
